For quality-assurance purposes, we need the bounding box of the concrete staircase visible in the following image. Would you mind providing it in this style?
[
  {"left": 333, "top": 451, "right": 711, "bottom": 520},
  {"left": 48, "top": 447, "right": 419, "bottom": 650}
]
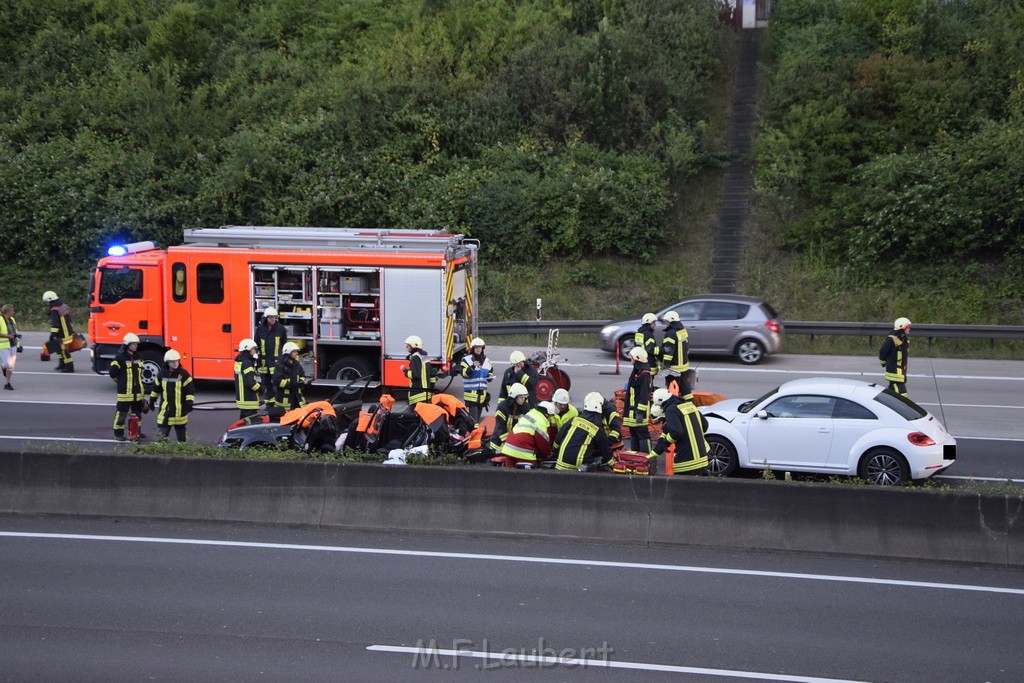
[{"left": 710, "top": 29, "right": 764, "bottom": 294}]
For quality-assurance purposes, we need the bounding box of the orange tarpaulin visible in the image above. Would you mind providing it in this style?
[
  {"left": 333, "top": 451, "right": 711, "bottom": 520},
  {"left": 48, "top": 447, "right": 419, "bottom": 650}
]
[
  {"left": 280, "top": 401, "right": 336, "bottom": 427},
  {"left": 413, "top": 402, "right": 448, "bottom": 427}
]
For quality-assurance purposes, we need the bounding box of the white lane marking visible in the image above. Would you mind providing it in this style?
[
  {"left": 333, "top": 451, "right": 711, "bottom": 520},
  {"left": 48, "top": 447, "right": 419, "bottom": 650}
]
[
  {"left": 918, "top": 402, "right": 1024, "bottom": 411},
  {"left": 935, "top": 475, "right": 1024, "bottom": 484},
  {"left": 0, "top": 436, "right": 122, "bottom": 444},
  {"left": 0, "top": 399, "right": 113, "bottom": 406},
  {"left": 2, "top": 532, "right": 1022, "bottom": 596},
  {"left": 366, "top": 644, "right": 868, "bottom": 682}
]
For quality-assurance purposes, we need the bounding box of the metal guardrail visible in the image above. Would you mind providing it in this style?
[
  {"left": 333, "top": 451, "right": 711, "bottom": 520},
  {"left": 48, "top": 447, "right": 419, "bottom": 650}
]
[{"left": 480, "top": 320, "right": 1024, "bottom": 341}]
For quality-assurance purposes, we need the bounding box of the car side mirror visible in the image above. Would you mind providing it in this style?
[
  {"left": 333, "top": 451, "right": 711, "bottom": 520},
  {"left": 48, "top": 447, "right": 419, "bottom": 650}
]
[{"left": 756, "top": 410, "right": 769, "bottom": 420}]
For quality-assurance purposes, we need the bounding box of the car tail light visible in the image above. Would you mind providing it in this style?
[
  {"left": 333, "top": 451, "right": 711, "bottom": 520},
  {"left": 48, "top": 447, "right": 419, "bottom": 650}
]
[
  {"left": 907, "top": 432, "right": 935, "bottom": 447},
  {"left": 764, "top": 319, "right": 781, "bottom": 334}
]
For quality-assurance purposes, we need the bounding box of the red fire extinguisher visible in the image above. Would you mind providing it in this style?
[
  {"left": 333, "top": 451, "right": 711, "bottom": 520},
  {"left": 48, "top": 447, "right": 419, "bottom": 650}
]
[{"left": 127, "top": 414, "right": 141, "bottom": 442}]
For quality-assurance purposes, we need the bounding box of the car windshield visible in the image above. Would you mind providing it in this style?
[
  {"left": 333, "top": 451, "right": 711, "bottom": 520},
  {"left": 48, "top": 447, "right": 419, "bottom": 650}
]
[
  {"left": 738, "top": 387, "right": 779, "bottom": 413},
  {"left": 873, "top": 389, "right": 928, "bottom": 421}
]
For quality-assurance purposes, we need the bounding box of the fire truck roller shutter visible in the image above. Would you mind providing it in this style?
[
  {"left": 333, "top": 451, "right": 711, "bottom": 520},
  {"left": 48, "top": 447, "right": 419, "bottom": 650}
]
[{"left": 382, "top": 268, "right": 444, "bottom": 359}]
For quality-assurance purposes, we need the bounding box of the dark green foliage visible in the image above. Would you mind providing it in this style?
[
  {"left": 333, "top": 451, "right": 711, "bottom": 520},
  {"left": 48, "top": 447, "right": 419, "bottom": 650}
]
[
  {"left": 757, "top": 0, "right": 1024, "bottom": 273},
  {"left": 0, "top": 0, "right": 726, "bottom": 270}
]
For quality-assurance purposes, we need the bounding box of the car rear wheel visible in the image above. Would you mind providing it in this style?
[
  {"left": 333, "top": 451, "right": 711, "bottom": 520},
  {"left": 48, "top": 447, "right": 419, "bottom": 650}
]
[
  {"left": 617, "top": 335, "right": 637, "bottom": 360},
  {"left": 735, "top": 339, "right": 765, "bottom": 365},
  {"left": 705, "top": 435, "right": 739, "bottom": 477},
  {"left": 858, "top": 447, "right": 910, "bottom": 486}
]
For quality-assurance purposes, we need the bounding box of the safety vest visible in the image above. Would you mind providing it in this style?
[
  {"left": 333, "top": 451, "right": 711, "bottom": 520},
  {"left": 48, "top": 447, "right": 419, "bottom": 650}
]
[
  {"left": 461, "top": 354, "right": 492, "bottom": 406},
  {"left": 551, "top": 404, "right": 579, "bottom": 430},
  {"left": 0, "top": 316, "right": 10, "bottom": 349},
  {"left": 500, "top": 409, "right": 551, "bottom": 461}
]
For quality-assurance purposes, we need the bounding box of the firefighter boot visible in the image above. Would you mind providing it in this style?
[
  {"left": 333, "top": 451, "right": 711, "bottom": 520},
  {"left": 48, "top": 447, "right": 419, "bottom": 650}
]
[{"left": 59, "top": 361, "right": 75, "bottom": 373}]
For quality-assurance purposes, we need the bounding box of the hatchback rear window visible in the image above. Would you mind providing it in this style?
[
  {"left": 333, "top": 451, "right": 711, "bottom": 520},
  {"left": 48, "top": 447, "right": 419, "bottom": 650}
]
[
  {"left": 703, "top": 302, "right": 749, "bottom": 320},
  {"left": 873, "top": 389, "right": 928, "bottom": 420}
]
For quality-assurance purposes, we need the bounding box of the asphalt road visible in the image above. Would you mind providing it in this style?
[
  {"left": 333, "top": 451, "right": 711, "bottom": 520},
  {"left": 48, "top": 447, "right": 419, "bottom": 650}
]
[
  {"left": 1, "top": 515, "right": 1022, "bottom": 682},
  {"left": 1, "top": 334, "right": 1022, "bottom": 480}
]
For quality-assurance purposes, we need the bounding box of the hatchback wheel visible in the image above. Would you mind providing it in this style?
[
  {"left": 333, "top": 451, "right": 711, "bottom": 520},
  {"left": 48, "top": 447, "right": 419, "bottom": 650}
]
[
  {"left": 617, "top": 335, "right": 637, "bottom": 360},
  {"left": 705, "top": 435, "right": 738, "bottom": 477},
  {"left": 735, "top": 339, "right": 765, "bottom": 365},
  {"left": 858, "top": 448, "right": 910, "bottom": 486}
]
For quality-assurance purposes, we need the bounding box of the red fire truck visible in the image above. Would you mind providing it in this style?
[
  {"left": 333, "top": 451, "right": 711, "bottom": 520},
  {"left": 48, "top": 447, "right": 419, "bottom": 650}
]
[{"left": 88, "top": 226, "right": 478, "bottom": 388}]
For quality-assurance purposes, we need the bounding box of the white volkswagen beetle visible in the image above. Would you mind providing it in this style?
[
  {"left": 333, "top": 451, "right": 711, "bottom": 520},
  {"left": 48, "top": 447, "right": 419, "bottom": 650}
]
[{"left": 699, "top": 378, "right": 956, "bottom": 485}]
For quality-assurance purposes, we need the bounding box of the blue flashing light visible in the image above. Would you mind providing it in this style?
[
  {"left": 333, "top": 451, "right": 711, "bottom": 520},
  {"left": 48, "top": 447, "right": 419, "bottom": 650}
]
[{"left": 108, "top": 245, "right": 127, "bottom": 256}]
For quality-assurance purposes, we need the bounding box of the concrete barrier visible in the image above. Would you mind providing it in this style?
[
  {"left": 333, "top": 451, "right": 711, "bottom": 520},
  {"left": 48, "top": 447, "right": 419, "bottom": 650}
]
[{"left": 1, "top": 450, "right": 1021, "bottom": 566}]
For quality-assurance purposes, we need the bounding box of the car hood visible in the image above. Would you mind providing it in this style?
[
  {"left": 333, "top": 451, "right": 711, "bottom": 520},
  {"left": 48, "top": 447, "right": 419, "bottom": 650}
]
[{"left": 699, "top": 398, "right": 752, "bottom": 422}]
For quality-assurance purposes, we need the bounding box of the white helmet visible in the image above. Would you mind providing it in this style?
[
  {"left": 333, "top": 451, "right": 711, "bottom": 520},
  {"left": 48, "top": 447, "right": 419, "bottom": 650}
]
[
  {"left": 537, "top": 401, "right": 556, "bottom": 415},
  {"left": 893, "top": 317, "right": 911, "bottom": 330},
  {"left": 238, "top": 338, "right": 257, "bottom": 352},
  {"left": 508, "top": 383, "right": 529, "bottom": 399},
  {"left": 641, "top": 313, "right": 657, "bottom": 325},
  {"left": 470, "top": 337, "right": 485, "bottom": 348},
  {"left": 662, "top": 311, "right": 680, "bottom": 323},
  {"left": 123, "top": 332, "right": 140, "bottom": 345},
  {"left": 405, "top": 335, "right": 423, "bottom": 348},
  {"left": 164, "top": 349, "right": 181, "bottom": 362},
  {"left": 282, "top": 342, "right": 300, "bottom": 355},
  {"left": 583, "top": 391, "right": 604, "bottom": 412},
  {"left": 652, "top": 387, "right": 672, "bottom": 406},
  {"left": 552, "top": 388, "right": 570, "bottom": 405},
  {"left": 509, "top": 350, "right": 526, "bottom": 364},
  {"left": 42, "top": 291, "right": 59, "bottom": 302},
  {"left": 629, "top": 347, "right": 648, "bottom": 362},
  {"left": 650, "top": 405, "right": 665, "bottom": 420},
  {"left": 263, "top": 307, "right": 278, "bottom": 317}
]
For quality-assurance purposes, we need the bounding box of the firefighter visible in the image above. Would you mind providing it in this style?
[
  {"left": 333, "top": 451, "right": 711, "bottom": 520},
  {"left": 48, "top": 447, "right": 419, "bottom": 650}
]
[
  {"left": 498, "top": 350, "right": 538, "bottom": 405},
  {"left": 550, "top": 388, "right": 578, "bottom": 431},
  {"left": 634, "top": 313, "right": 661, "bottom": 373},
  {"left": 149, "top": 349, "right": 194, "bottom": 442},
  {"left": 43, "top": 291, "right": 76, "bottom": 373},
  {"left": 255, "top": 307, "right": 287, "bottom": 400},
  {"left": 404, "top": 335, "right": 433, "bottom": 405},
  {"left": 652, "top": 387, "right": 709, "bottom": 475},
  {"left": 344, "top": 394, "right": 395, "bottom": 452},
  {"left": 234, "top": 338, "right": 261, "bottom": 421},
  {"left": 879, "top": 317, "right": 911, "bottom": 396},
  {"left": 270, "top": 341, "right": 306, "bottom": 416},
  {"left": 489, "top": 382, "right": 530, "bottom": 453},
  {"left": 459, "top": 336, "right": 493, "bottom": 422},
  {"left": 601, "top": 395, "right": 623, "bottom": 448},
  {"left": 553, "top": 391, "right": 614, "bottom": 471},
  {"left": 499, "top": 400, "right": 556, "bottom": 467},
  {"left": 109, "top": 332, "right": 147, "bottom": 441},
  {"left": 660, "top": 310, "right": 690, "bottom": 378},
  {"left": 622, "top": 347, "right": 653, "bottom": 453}
]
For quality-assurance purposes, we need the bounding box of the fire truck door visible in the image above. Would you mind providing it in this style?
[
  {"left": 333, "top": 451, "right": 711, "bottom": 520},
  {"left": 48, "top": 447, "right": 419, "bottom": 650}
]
[{"left": 189, "top": 260, "right": 235, "bottom": 378}]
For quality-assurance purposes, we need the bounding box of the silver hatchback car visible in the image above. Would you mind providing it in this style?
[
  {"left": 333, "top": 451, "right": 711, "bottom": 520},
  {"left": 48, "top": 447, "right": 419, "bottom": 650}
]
[{"left": 598, "top": 294, "right": 784, "bottom": 364}]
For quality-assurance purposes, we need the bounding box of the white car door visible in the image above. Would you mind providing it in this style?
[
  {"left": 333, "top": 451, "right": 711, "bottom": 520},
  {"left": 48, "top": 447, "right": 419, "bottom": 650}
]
[
  {"left": 745, "top": 395, "right": 835, "bottom": 469},
  {"left": 827, "top": 397, "right": 880, "bottom": 471}
]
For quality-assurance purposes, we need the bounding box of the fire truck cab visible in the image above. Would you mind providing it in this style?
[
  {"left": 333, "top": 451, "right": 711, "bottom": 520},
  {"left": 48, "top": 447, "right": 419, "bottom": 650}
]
[{"left": 88, "top": 226, "right": 478, "bottom": 388}]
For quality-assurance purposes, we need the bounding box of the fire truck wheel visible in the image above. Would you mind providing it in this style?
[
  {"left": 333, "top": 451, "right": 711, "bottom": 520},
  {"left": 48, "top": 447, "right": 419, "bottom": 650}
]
[
  {"left": 327, "top": 356, "right": 375, "bottom": 383},
  {"left": 139, "top": 350, "right": 164, "bottom": 386}
]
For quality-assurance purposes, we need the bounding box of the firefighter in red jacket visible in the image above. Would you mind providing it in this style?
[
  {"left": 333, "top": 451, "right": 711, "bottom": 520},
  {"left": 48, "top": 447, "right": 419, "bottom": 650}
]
[{"left": 499, "top": 401, "right": 556, "bottom": 467}]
